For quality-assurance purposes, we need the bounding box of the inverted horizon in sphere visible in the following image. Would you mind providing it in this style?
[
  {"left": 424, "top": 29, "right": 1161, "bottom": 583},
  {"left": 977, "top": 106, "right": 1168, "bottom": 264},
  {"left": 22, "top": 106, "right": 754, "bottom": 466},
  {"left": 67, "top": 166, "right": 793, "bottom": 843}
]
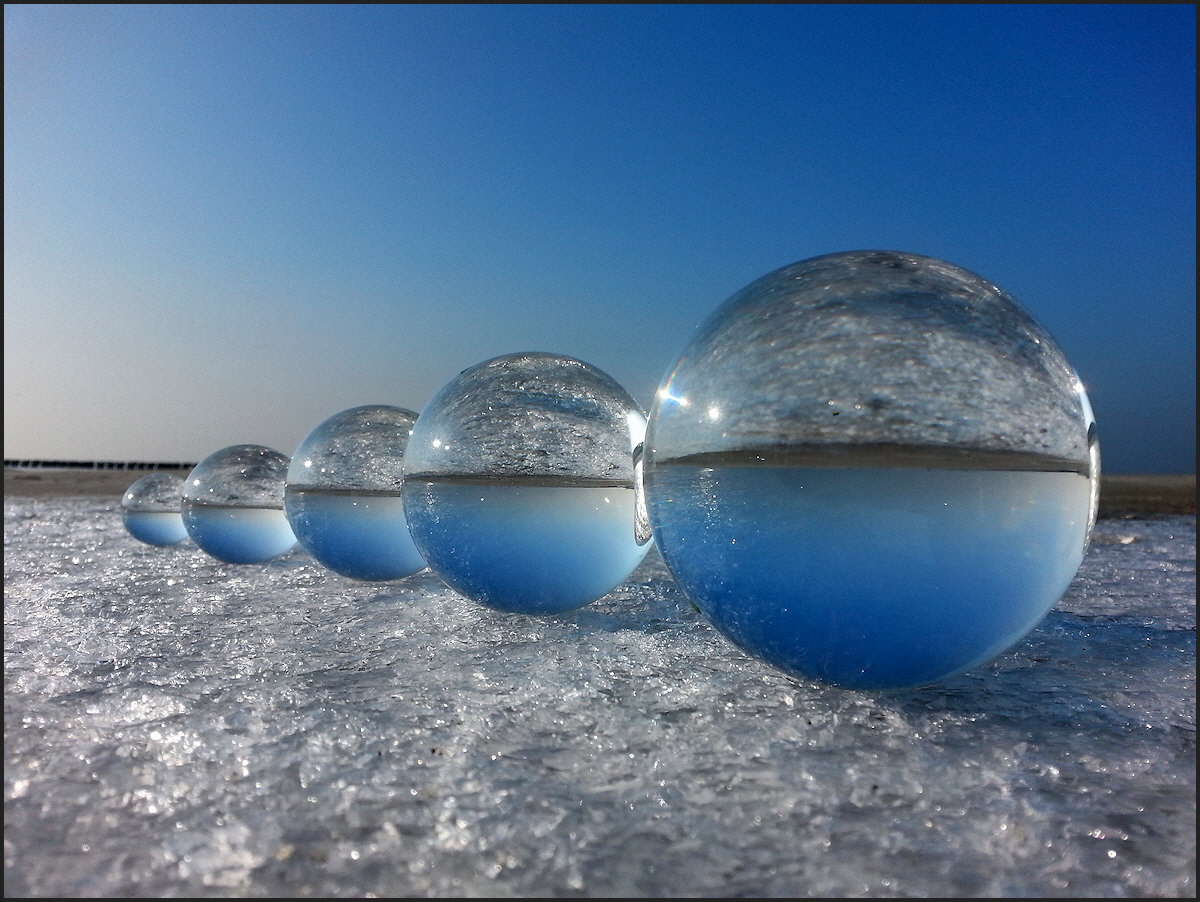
[
  {"left": 121, "top": 472, "right": 188, "bottom": 546},
  {"left": 183, "top": 444, "right": 296, "bottom": 564},
  {"left": 403, "top": 351, "right": 651, "bottom": 614},
  {"left": 644, "top": 250, "right": 1098, "bottom": 689},
  {"left": 285, "top": 405, "right": 427, "bottom": 582}
]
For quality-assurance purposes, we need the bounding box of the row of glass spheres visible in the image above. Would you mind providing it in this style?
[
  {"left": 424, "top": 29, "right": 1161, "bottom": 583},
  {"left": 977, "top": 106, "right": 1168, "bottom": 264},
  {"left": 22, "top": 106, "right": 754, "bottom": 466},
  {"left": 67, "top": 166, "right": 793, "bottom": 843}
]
[{"left": 122, "top": 251, "right": 1100, "bottom": 691}]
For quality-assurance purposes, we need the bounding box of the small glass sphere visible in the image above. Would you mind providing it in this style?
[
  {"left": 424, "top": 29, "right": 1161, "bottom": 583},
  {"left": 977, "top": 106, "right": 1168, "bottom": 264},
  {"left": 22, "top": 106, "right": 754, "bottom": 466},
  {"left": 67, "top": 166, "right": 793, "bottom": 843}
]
[
  {"left": 643, "top": 250, "right": 1100, "bottom": 691},
  {"left": 402, "top": 351, "right": 651, "bottom": 615},
  {"left": 182, "top": 444, "right": 297, "bottom": 564},
  {"left": 285, "top": 404, "right": 427, "bottom": 581},
  {"left": 121, "top": 472, "right": 188, "bottom": 546}
]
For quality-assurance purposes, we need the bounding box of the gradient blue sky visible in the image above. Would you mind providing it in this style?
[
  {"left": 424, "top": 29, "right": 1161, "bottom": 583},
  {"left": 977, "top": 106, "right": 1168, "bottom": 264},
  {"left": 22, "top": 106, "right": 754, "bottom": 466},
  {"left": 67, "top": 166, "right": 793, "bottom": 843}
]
[{"left": 5, "top": 4, "right": 1195, "bottom": 473}]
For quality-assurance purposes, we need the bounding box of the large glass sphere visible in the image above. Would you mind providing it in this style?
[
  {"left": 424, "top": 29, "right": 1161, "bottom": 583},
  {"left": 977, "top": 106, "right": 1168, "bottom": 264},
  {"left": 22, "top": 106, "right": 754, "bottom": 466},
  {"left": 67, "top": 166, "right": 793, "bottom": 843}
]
[
  {"left": 121, "top": 472, "right": 188, "bottom": 546},
  {"left": 643, "top": 250, "right": 1099, "bottom": 691},
  {"left": 182, "top": 444, "right": 297, "bottom": 564},
  {"left": 285, "top": 404, "right": 427, "bottom": 581},
  {"left": 402, "top": 352, "right": 651, "bottom": 615}
]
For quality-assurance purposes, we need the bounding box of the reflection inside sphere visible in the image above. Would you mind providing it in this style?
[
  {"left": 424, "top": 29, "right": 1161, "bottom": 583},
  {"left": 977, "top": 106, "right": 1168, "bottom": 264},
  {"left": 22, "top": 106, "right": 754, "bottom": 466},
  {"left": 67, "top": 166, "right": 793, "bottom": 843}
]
[
  {"left": 643, "top": 250, "right": 1099, "bottom": 690},
  {"left": 121, "top": 472, "right": 188, "bottom": 546},
  {"left": 402, "top": 352, "right": 650, "bottom": 614},
  {"left": 285, "top": 404, "right": 427, "bottom": 581},
  {"left": 182, "top": 444, "right": 296, "bottom": 564}
]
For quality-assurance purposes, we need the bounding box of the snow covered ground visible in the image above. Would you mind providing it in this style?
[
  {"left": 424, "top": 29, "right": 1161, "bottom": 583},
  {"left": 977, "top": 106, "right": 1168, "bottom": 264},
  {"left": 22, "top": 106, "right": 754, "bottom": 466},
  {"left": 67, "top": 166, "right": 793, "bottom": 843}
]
[{"left": 4, "top": 495, "right": 1195, "bottom": 897}]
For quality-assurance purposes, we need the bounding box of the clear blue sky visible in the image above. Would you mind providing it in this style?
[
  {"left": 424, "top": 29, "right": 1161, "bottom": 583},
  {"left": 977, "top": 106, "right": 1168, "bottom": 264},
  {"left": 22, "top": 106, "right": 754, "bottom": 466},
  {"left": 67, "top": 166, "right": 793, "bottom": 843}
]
[{"left": 4, "top": 4, "right": 1195, "bottom": 473}]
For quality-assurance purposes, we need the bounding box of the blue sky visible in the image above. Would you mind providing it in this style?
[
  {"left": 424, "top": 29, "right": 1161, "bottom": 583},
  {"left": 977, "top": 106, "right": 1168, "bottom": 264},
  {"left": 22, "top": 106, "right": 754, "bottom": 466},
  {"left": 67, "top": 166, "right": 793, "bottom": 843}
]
[{"left": 4, "top": 4, "right": 1195, "bottom": 473}]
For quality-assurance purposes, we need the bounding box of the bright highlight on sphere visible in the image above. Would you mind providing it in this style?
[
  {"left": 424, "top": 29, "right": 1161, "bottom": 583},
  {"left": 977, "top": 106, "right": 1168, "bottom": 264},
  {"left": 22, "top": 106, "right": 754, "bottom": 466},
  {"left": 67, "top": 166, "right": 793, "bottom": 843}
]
[
  {"left": 402, "top": 351, "right": 651, "bottom": 615},
  {"left": 642, "top": 250, "right": 1100, "bottom": 691},
  {"left": 285, "top": 404, "right": 427, "bottom": 582},
  {"left": 182, "top": 444, "right": 297, "bottom": 564},
  {"left": 121, "top": 472, "right": 188, "bottom": 546}
]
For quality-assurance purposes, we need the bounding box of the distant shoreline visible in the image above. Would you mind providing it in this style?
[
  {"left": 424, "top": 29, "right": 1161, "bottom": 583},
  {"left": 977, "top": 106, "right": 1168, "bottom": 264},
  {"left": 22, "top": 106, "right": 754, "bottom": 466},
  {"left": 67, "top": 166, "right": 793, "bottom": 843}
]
[
  {"left": 4, "top": 467, "right": 195, "bottom": 500},
  {"left": 3, "top": 466, "right": 1194, "bottom": 516},
  {"left": 1092, "top": 473, "right": 1196, "bottom": 516}
]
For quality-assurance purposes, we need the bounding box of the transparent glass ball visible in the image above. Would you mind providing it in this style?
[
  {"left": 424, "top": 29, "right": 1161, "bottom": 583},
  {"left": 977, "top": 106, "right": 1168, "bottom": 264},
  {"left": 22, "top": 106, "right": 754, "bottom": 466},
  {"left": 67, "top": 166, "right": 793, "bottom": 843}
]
[
  {"left": 121, "top": 472, "right": 188, "bottom": 546},
  {"left": 402, "top": 352, "right": 651, "bottom": 614},
  {"left": 643, "top": 250, "right": 1100, "bottom": 691},
  {"left": 285, "top": 404, "right": 427, "bottom": 581},
  {"left": 182, "top": 444, "right": 297, "bottom": 564}
]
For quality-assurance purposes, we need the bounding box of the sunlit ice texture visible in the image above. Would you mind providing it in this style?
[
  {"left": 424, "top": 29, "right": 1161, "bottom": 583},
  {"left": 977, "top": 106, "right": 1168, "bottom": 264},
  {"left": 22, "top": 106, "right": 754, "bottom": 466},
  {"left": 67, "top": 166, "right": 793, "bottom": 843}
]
[
  {"left": 644, "top": 250, "right": 1100, "bottom": 691},
  {"left": 402, "top": 351, "right": 650, "bottom": 614},
  {"left": 121, "top": 472, "right": 188, "bottom": 546},
  {"left": 285, "top": 405, "right": 427, "bottom": 582},
  {"left": 182, "top": 444, "right": 296, "bottom": 564},
  {"left": 3, "top": 494, "right": 1193, "bottom": 897}
]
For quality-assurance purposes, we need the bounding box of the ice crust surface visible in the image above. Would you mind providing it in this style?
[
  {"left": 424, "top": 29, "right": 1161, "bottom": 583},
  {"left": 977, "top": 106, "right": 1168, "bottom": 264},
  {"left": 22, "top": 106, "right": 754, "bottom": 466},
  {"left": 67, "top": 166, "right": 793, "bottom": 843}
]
[{"left": 4, "top": 496, "right": 1195, "bottom": 897}]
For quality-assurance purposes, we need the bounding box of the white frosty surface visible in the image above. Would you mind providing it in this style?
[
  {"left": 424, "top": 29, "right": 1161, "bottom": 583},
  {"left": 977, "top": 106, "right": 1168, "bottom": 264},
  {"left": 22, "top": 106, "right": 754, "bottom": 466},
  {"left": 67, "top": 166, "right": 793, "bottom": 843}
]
[{"left": 4, "top": 497, "right": 1195, "bottom": 898}]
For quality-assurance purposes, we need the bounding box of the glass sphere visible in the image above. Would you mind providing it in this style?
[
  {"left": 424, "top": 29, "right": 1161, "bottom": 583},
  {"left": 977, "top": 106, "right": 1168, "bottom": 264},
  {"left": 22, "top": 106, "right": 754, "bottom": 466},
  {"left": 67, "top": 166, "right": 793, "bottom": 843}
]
[
  {"left": 285, "top": 404, "right": 427, "bottom": 581},
  {"left": 121, "top": 472, "right": 188, "bottom": 546},
  {"left": 182, "top": 444, "right": 297, "bottom": 564},
  {"left": 643, "top": 250, "right": 1099, "bottom": 691},
  {"left": 402, "top": 352, "right": 651, "bottom": 614}
]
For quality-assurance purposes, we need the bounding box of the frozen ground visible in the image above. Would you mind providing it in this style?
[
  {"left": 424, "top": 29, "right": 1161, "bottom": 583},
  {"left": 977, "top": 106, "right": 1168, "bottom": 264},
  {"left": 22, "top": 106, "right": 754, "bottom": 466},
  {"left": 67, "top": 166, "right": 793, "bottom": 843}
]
[{"left": 3, "top": 495, "right": 1195, "bottom": 897}]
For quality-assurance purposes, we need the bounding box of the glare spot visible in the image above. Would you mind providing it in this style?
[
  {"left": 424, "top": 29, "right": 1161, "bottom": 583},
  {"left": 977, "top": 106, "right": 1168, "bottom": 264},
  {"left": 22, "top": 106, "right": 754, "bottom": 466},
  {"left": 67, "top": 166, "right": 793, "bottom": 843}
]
[
  {"left": 626, "top": 409, "right": 647, "bottom": 448},
  {"left": 657, "top": 388, "right": 689, "bottom": 407}
]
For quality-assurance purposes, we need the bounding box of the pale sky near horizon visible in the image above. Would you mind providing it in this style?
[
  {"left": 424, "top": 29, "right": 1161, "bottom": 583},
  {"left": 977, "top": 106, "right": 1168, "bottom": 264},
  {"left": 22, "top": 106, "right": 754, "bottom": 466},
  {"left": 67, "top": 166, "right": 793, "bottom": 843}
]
[{"left": 4, "top": 4, "right": 1195, "bottom": 473}]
